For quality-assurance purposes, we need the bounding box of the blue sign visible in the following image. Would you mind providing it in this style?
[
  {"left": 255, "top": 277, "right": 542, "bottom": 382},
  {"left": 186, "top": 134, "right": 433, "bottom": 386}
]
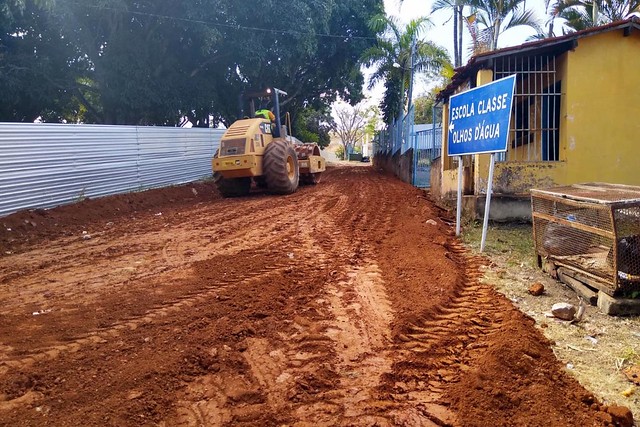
[{"left": 447, "top": 74, "right": 516, "bottom": 156}]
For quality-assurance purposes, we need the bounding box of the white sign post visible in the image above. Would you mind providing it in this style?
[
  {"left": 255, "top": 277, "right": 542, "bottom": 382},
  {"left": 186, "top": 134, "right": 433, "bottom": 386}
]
[
  {"left": 480, "top": 153, "right": 496, "bottom": 251},
  {"left": 447, "top": 75, "right": 516, "bottom": 251},
  {"left": 456, "top": 156, "right": 463, "bottom": 236}
]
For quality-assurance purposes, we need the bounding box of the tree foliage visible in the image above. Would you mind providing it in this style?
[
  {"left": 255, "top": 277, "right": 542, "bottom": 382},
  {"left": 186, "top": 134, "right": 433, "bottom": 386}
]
[
  {"left": 361, "top": 14, "right": 450, "bottom": 124},
  {"left": 464, "top": 0, "right": 542, "bottom": 52},
  {"left": 293, "top": 107, "right": 333, "bottom": 148},
  {"left": 0, "top": 0, "right": 383, "bottom": 125},
  {"left": 0, "top": 0, "right": 80, "bottom": 122},
  {"left": 547, "top": 0, "right": 640, "bottom": 35},
  {"left": 331, "top": 101, "right": 377, "bottom": 160},
  {"left": 414, "top": 95, "right": 437, "bottom": 125}
]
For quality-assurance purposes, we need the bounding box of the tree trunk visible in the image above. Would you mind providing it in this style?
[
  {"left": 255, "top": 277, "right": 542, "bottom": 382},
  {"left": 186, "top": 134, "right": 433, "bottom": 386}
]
[
  {"left": 492, "top": 18, "right": 501, "bottom": 51},
  {"left": 457, "top": 5, "right": 463, "bottom": 66},
  {"left": 453, "top": 9, "right": 459, "bottom": 68}
]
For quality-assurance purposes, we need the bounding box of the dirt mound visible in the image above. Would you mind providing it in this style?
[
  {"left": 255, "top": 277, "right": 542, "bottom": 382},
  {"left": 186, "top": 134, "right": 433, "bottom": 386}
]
[
  {"left": 0, "top": 166, "right": 631, "bottom": 426},
  {"left": 0, "top": 180, "right": 220, "bottom": 254},
  {"left": 446, "top": 306, "right": 630, "bottom": 426}
]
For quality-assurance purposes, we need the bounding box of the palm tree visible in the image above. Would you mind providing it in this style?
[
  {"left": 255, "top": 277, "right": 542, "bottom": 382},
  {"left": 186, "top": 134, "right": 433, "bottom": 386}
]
[
  {"left": 430, "top": 0, "right": 466, "bottom": 67},
  {"left": 465, "top": 0, "right": 542, "bottom": 51},
  {"left": 465, "top": 12, "right": 493, "bottom": 53},
  {"left": 551, "top": 0, "right": 600, "bottom": 32},
  {"left": 361, "top": 15, "right": 451, "bottom": 124},
  {"left": 600, "top": 0, "right": 640, "bottom": 20},
  {"left": 401, "top": 0, "right": 464, "bottom": 67},
  {"left": 548, "top": 0, "right": 640, "bottom": 34}
]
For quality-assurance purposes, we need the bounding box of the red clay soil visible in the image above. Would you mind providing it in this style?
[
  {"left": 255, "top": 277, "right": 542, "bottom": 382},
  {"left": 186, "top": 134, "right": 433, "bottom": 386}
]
[{"left": 0, "top": 166, "right": 633, "bottom": 426}]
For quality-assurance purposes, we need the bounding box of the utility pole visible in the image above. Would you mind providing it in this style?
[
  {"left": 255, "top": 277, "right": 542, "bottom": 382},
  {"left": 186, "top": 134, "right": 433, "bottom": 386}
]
[{"left": 406, "top": 33, "right": 416, "bottom": 118}]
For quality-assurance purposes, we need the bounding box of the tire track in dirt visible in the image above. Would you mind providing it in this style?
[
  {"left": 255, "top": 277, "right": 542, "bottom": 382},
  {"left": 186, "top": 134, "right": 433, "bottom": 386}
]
[
  {"left": 165, "top": 173, "right": 400, "bottom": 425},
  {"left": 0, "top": 189, "right": 321, "bottom": 370},
  {"left": 0, "top": 256, "right": 290, "bottom": 375},
  {"left": 265, "top": 171, "right": 405, "bottom": 425},
  {"left": 309, "top": 170, "right": 464, "bottom": 426},
  {"left": 381, "top": 243, "right": 501, "bottom": 426},
  {"left": 292, "top": 171, "right": 521, "bottom": 425},
  {"left": 344, "top": 175, "right": 502, "bottom": 425},
  {"left": 0, "top": 191, "right": 321, "bottom": 359},
  {"left": 257, "top": 169, "right": 414, "bottom": 425},
  {"left": 308, "top": 170, "right": 401, "bottom": 424}
]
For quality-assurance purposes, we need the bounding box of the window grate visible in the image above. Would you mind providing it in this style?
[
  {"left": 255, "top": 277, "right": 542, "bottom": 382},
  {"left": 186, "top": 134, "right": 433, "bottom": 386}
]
[{"left": 493, "top": 55, "right": 561, "bottom": 162}]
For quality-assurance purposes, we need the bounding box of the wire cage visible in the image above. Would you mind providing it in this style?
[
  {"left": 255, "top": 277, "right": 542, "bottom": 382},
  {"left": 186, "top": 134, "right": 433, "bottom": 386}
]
[{"left": 531, "top": 183, "right": 640, "bottom": 296}]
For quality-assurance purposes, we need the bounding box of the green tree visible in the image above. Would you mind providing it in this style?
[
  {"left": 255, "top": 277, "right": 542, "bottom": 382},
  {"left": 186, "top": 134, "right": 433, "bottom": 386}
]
[
  {"left": 1, "top": 0, "right": 383, "bottom": 125},
  {"left": 207, "top": 0, "right": 384, "bottom": 127},
  {"left": 53, "top": 0, "right": 232, "bottom": 125},
  {"left": 0, "top": 0, "right": 81, "bottom": 122},
  {"left": 465, "top": 0, "right": 542, "bottom": 52},
  {"left": 414, "top": 75, "right": 453, "bottom": 124},
  {"left": 414, "top": 95, "right": 436, "bottom": 125},
  {"left": 363, "top": 105, "right": 381, "bottom": 138},
  {"left": 362, "top": 14, "right": 450, "bottom": 124},
  {"left": 293, "top": 107, "right": 334, "bottom": 148}
]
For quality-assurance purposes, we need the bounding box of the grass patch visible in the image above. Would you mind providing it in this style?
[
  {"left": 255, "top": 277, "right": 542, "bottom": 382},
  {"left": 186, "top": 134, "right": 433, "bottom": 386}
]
[{"left": 461, "top": 221, "right": 536, "bottom": 268}]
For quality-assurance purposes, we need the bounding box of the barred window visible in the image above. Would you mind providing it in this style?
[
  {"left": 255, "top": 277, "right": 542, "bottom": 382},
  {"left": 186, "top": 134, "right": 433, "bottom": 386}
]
[{"left": 493, "top": 55, "right": 561, "bottom": 162}]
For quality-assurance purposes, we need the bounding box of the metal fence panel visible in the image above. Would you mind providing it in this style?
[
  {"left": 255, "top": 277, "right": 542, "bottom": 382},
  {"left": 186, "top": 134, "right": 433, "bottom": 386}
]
[
  {"left": 413, "top": 126, "right": 443, "bottom": 188},
  {"left": 0, "top": 123, "right": 222, "bottom": 217}
]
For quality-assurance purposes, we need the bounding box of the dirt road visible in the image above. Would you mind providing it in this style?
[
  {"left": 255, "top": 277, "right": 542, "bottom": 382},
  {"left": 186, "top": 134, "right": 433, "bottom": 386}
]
[{"left": 0, "top": 166, "right": 632, "bottom": 426}]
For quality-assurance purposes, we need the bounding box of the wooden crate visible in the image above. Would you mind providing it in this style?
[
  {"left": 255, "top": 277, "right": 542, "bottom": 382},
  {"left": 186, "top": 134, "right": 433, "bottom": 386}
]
[{"left": 531, "top": 183, "right": 640, "bottom": 296}]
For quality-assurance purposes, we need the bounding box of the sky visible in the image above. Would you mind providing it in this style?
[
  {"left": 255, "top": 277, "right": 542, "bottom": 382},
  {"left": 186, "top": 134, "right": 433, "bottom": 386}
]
[{"left": 364, "top": 0, "right": 550, "bottom": 100}]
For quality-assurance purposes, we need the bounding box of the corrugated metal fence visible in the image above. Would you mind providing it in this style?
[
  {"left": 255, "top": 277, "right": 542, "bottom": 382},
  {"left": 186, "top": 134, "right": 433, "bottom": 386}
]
[{"left": 0, "top": 123, "right": 223, "bottom": 217}]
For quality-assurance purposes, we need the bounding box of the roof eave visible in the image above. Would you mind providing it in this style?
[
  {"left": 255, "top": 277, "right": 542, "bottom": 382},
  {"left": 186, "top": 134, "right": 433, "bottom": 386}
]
[{"left": 436, "top": 17, "right": 640, "bottom": 103}]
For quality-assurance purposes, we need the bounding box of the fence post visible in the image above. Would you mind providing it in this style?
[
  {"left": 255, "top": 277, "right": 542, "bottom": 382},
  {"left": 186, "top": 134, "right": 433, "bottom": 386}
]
[{"left": 412, "top": 131, "right": 418, "bottom": 186}]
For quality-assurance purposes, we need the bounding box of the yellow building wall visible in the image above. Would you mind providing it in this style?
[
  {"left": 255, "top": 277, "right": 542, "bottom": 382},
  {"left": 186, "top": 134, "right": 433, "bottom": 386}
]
[
  {"left": 562, "top": 30, "right": 640, "bottom": 185},
  {"left": 441, "top": 169, "right": 459, "bottom": 198},
  {"left": 440, "top": 98, "right": 459, "bottom": 197}
]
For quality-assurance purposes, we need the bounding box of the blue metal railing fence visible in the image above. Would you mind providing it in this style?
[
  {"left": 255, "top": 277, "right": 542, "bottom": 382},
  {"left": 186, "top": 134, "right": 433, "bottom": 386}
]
[{"left": 374, "top": 106, "right": 442, "bottom": 188}]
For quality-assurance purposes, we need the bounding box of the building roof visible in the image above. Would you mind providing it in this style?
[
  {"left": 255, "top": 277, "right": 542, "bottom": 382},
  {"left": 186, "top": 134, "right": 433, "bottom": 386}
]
[{"left": 437, "top": 16, "right": 640, "bottom": 102}]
